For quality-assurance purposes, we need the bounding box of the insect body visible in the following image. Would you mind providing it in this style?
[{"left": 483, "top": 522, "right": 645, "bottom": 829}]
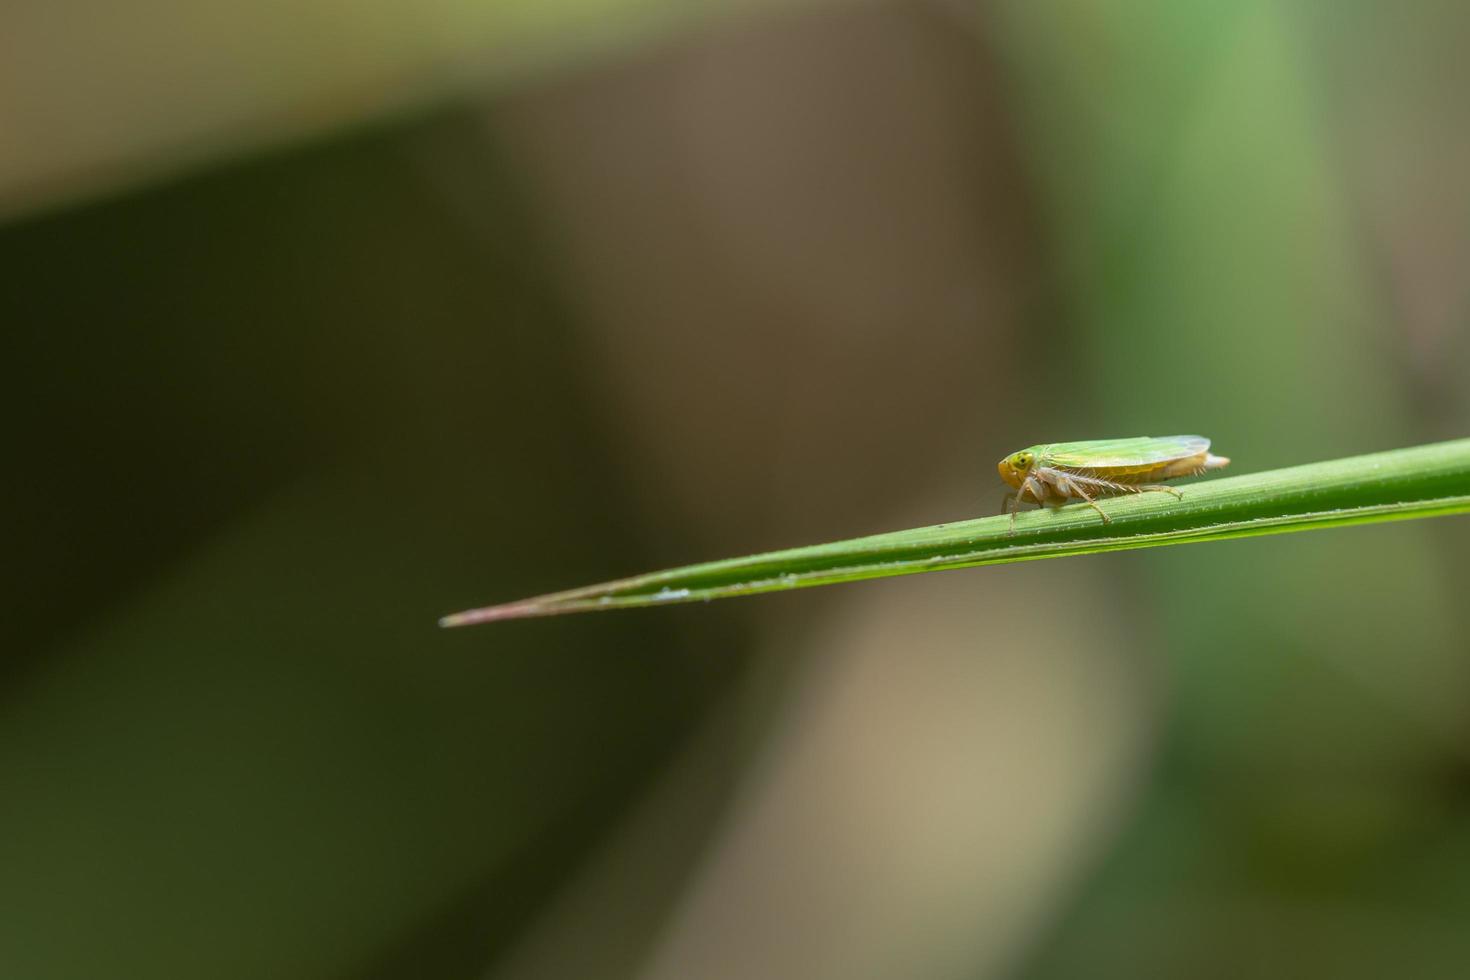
[{"left": 998, "top": 435, "right": 1229, "bottom": 530}]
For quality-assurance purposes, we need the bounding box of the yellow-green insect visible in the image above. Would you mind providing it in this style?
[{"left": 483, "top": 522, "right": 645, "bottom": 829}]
[{"left": 998, "top": 435, "right": 1229, "bottom": 530}]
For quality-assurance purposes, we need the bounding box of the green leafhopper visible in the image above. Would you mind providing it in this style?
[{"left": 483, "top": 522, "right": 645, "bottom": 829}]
[{"left": 998, "top": 435, "right": 1229, "bottom": 529}]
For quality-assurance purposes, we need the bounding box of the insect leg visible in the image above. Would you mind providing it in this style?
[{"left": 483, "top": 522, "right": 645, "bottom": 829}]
[
  {"left": 1005, "top": 478, "right": 1043, "bottom": 535},
  {"left": 1137, "top": 483, "right": 1185, "bottom": 500},
  {"left": 1001, "top": 491, "right": 1019, "bottom": 534},
  {"left": 1058, "top": 477, "right": 1111, "bottom": 525}
]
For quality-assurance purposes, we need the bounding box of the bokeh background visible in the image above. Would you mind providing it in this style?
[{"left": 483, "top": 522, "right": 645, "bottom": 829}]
[{"left": 5, "top": 1, "right": 1470, "bottom": 977}]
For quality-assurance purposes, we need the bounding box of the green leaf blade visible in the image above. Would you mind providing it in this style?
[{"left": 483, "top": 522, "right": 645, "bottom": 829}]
[{"left": 440, "top": 438, "right": 1470, "bottom": 625}]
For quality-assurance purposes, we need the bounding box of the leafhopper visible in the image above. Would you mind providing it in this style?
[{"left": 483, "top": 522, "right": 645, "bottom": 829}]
[{"left": 998, "top": 435, "right": 1229, "bottom": 530}]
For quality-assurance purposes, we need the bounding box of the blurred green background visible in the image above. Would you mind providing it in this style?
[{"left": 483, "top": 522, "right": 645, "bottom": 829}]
[{"left": 4, "top": 1, "right": 1469, "bottom": 977}]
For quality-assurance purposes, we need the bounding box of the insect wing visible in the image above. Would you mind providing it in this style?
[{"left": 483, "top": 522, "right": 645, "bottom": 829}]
[{"left": 1040, "top": 435, "right": 1210, "bottom": 472}]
